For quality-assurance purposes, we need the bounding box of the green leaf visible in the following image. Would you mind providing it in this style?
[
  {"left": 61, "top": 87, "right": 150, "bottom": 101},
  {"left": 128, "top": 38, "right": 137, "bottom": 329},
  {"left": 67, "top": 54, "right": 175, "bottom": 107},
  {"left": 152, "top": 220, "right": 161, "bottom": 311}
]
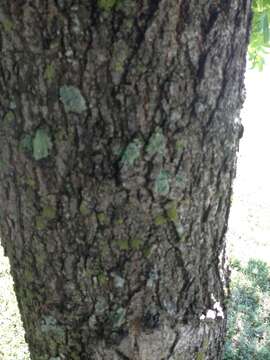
[{"left": 263, "top": 13, "right": 269, "bottom": 44}]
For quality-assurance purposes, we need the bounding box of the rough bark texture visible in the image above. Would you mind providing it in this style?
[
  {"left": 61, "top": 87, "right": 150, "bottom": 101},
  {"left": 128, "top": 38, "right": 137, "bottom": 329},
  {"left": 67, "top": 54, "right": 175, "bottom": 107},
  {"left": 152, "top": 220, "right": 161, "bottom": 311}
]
[{"left": 0, "top": 1, "right": 251, "bottom": 359}]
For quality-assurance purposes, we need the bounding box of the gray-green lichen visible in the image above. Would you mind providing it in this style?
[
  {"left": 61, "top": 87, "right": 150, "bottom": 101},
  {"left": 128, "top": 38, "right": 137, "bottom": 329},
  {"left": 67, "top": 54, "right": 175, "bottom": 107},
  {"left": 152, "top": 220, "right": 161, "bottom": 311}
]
[
  {"left": 36, "top": 205, "right": 57, "bottom": 230},
  {"left": 130, "top": 238, "right": 142, "bottom": 250},
  {"left": 121, "top": 139, "right": 141, "bottom": 166},
  {"left": 154, "top": 170, "right": 170, "bottom": 195},
  {"left": 44, "top": 64, "right": 55, "bottom": 82},
  {"left": 33, "top": 129, "right": 52, "bottom": 160},
  {"left": 113, "top": 273, "right": 125, "bottom": 288},
  {"left": 79, "top": 201, "right": 91, "bottom": 216},
  {"left": 166, "top": 201, "right": 177, "bottom": 221},
  {"left": 146, "top": 128, "right": 166, "bottom": 156},
  {"left": 3, "top": 111, "right": 15, "bottom": 126},
  {"left": 9, "top": 98, "right": 16, "bottom": 110},
  {"left": 97, "top": 0, "right": 121, "bottom": 11},
  {"left": 40, "top": 316, "right": 65, "bottom": 338},
  {"left": 20, "top": 134, "right": 32, "bottom": 152},
  {"left": 59, "top": 85, "right": 87, "bottom": 114},
  {"left": 117, "top": 239, "right": 129, "bottom": 251},
  {"left": 1, "top": 19, "right": 13, "bottom": 32},
  {"left": 154, "top": 214, "right": 167, "bottom": 226},
  {"left": 110, "top": 307, "right": 126, "bottom": 328}
]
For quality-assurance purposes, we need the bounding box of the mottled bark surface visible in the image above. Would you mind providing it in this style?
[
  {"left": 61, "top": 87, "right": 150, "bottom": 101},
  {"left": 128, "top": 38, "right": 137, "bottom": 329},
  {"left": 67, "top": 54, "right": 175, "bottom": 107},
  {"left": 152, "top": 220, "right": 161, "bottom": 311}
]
[{"left": 0, "top": 1, "right": 251, "bottom": 359}]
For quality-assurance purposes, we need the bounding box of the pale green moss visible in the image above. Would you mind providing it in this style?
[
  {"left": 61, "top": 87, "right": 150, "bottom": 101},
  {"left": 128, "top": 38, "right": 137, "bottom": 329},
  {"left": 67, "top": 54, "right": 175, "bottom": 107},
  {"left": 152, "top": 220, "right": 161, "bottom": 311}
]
[
  {"left": 36, "top": 216, "right": 46, "bottom": 231},
  {"left": 26, "top": 176, "right": 37, "bottom": 189},
  {"left": 166, "top": 202, "right": 177, "bottom": 221},
  {"left": 59, "top": 85, "right": 87, "bottom": 114},
  {"left": 196, "top": 352, "right": 205, "bottom": 360},
  {"left": 117, "top": 239, "right": 129, "bottom": 251},
  {"left": 202, "top": 338, "right": 209, "bottom": 350},
  {"left": 35, "top": 251, "right": 47, "bottom": 267},
  {"left": 33, "top": 129, "right": 52, "bottom": 160},
  {"left": 20, "top": 134, "right": 32, "bottom": 152},
  {"left": 3, "top": 111, "right": 15, "bottom": 125},
  {"left": 97, "top": 212, "right": 108, "bottom": 225},
  {"left": 42, "top": 206, "right": 56, "bottom": 220},
  {"left": 98, "top": 0, "right": 119, "bottom": 11},
  {"left": 2, "top": 19, "right": 13, "bottom": 32},
  {"left": 36, "top": 205, "right": 56, "bottom": 230},
  {"left": 40, "top": 316, "right": 65, "bottom": 338},
  {"left": 154, "top": 214, "right": 167, "bottom": 226},
  {"left": 97, "top": 273, "right": 109, "bottom": 286},
  {"left": 110, "top": 307, "right": 126, "bottom": 328},
  {"left": 154, "top": 170, "right": 170, "bottom": 195},
  {"left": 9, "top": 98, "right": 16, "bottom": 109},
  {"left": 146, "top": 129, "right": 166, "bottom": 156},
  {"left": 131, "top": 238, "right": 142, "bottom": 250},
  {"left": 79, "top": 201, "right": 91, "bottom": 216},
  {"left": 115, "top": 217, "right": 124, "bottom": 225},
  {"left": 121, "top": 139, "right": 141, "bottom": 166},
  {"left": 175, "top": 174, "right": 183, "bottom": 185},
  {"left": 143, "top": 245, "right": 151, "bottom": 257},
  {"left": 175, "top": 140, "right": 184, "bottom": 151},
  {"left": 24, "top": 269, "right": 34, "bottom": 282},
  {"left": 0, "top": 160, "right": 5, "bottom": 171},
  {"left": 44, "top": 64, "right": 55, "bottom": 82}
]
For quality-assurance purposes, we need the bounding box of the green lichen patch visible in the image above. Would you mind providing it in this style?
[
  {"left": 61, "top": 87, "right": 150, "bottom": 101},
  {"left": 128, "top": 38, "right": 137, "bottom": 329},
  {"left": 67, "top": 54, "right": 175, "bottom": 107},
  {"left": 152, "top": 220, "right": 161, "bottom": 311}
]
[
  {"left": 131, "top": 238, "right": 142, "bottom": 250},
  {"left": 3, "top": 111, "right": 15, "bottom": 126},
  {"left": 196, "top": 352, "right": 205, "bottom": 360},
  {"left": 1, "top": 19, "right": 13, "bottom": 32},
  {"left": 175, "top": 140, "right": 184, "bottom": 152},
  {"left": 110, "top": 307, "right": 126, "bottom": 328},
  {"left": 42, "top": 206, "right": 57, "bottom": 220},
  {"left": 97, "top": 273, "right": 109, "bottom": 286},
  {"left": 36, "top": 216, "right": 46, "bottom": 231},
  {"left": 44, "top": 64, "right": 55, "bottom": 82},
  {"left": 0, "top": 160, "right": 6, "bottom": 171},
  {"left": 121, "top": 139, "right": 141, "bottom": 166},
  {"left": 97, "top": 0, "right": 120, "bottom": 11},
  {"left": 20, "top": 134, "right": 32, "bottom": 153},
  {"left": 117, "top": 239, "right": 129, "bottom": 251},
  {"left": 9, "top": 98, "right": 16, "bottom": 110},
  {"left": 166, "top": 201, "right": 177, "bottom": 222},
  {"left": 40, "top": 316, "right": 65, "bottom": 338},
  {"left": 154, "top": 170, "right": 170, "bottom": 195},
  {"left": 115, "top": 217, "right": 124, "bottom": 225},
  {"left": 36, "top": 205, "right": 57, "bottom": 230},
  {"left": 79, "top": 201, "right": 91, "bottom": 216},
  {"left": 154, "top": 214, "right": 167, "bottom": 226},
  {"left": 33, "top": 129, "right": 52, "bottom": 160},
  {"left": 143, "top": 245, "right": 152, "bottom": 257},
  {"left": 175, "top": 174, "right": 183, "bottom": 185},
  {"left": 146, "top": 129, "right": 166, "bottom": 156},
  {"left": 96, "top": 212, "right": 108, "bottom": 225},
  {"left": 59, "top": 85, "right": 87, "bottom": 114}
]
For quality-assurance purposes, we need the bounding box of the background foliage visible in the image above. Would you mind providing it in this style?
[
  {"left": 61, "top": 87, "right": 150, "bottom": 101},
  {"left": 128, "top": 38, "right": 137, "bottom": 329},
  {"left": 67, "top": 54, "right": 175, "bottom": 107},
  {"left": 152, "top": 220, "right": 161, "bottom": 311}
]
[
  {"left": 224, "top": 259, "right": 270, "bottom": 360},
  {"left": 249, "top": 0, "right": 270, "bottom": 69}
]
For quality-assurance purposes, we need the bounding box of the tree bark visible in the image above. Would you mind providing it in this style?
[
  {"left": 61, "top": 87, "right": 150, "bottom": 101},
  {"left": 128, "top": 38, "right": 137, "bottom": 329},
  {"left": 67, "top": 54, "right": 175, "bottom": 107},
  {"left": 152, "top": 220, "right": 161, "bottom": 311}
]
[{"left": 0, "top": 1, "right": 251, "bottom": 359}]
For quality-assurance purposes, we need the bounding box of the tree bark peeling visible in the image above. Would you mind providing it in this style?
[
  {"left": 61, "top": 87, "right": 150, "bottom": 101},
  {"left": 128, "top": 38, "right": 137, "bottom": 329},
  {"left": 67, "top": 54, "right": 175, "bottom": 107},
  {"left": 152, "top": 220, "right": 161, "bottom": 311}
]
[{"left": 0, "top": 1, "right": 251, "bottom": 359}]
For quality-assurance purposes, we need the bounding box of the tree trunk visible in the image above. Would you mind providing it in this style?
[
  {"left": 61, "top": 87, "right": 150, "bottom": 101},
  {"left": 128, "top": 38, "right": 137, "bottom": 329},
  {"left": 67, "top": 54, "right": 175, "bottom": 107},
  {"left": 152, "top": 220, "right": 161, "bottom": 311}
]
[{"left": 0, "top": 1, "right": 251, "bottom": 359}]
